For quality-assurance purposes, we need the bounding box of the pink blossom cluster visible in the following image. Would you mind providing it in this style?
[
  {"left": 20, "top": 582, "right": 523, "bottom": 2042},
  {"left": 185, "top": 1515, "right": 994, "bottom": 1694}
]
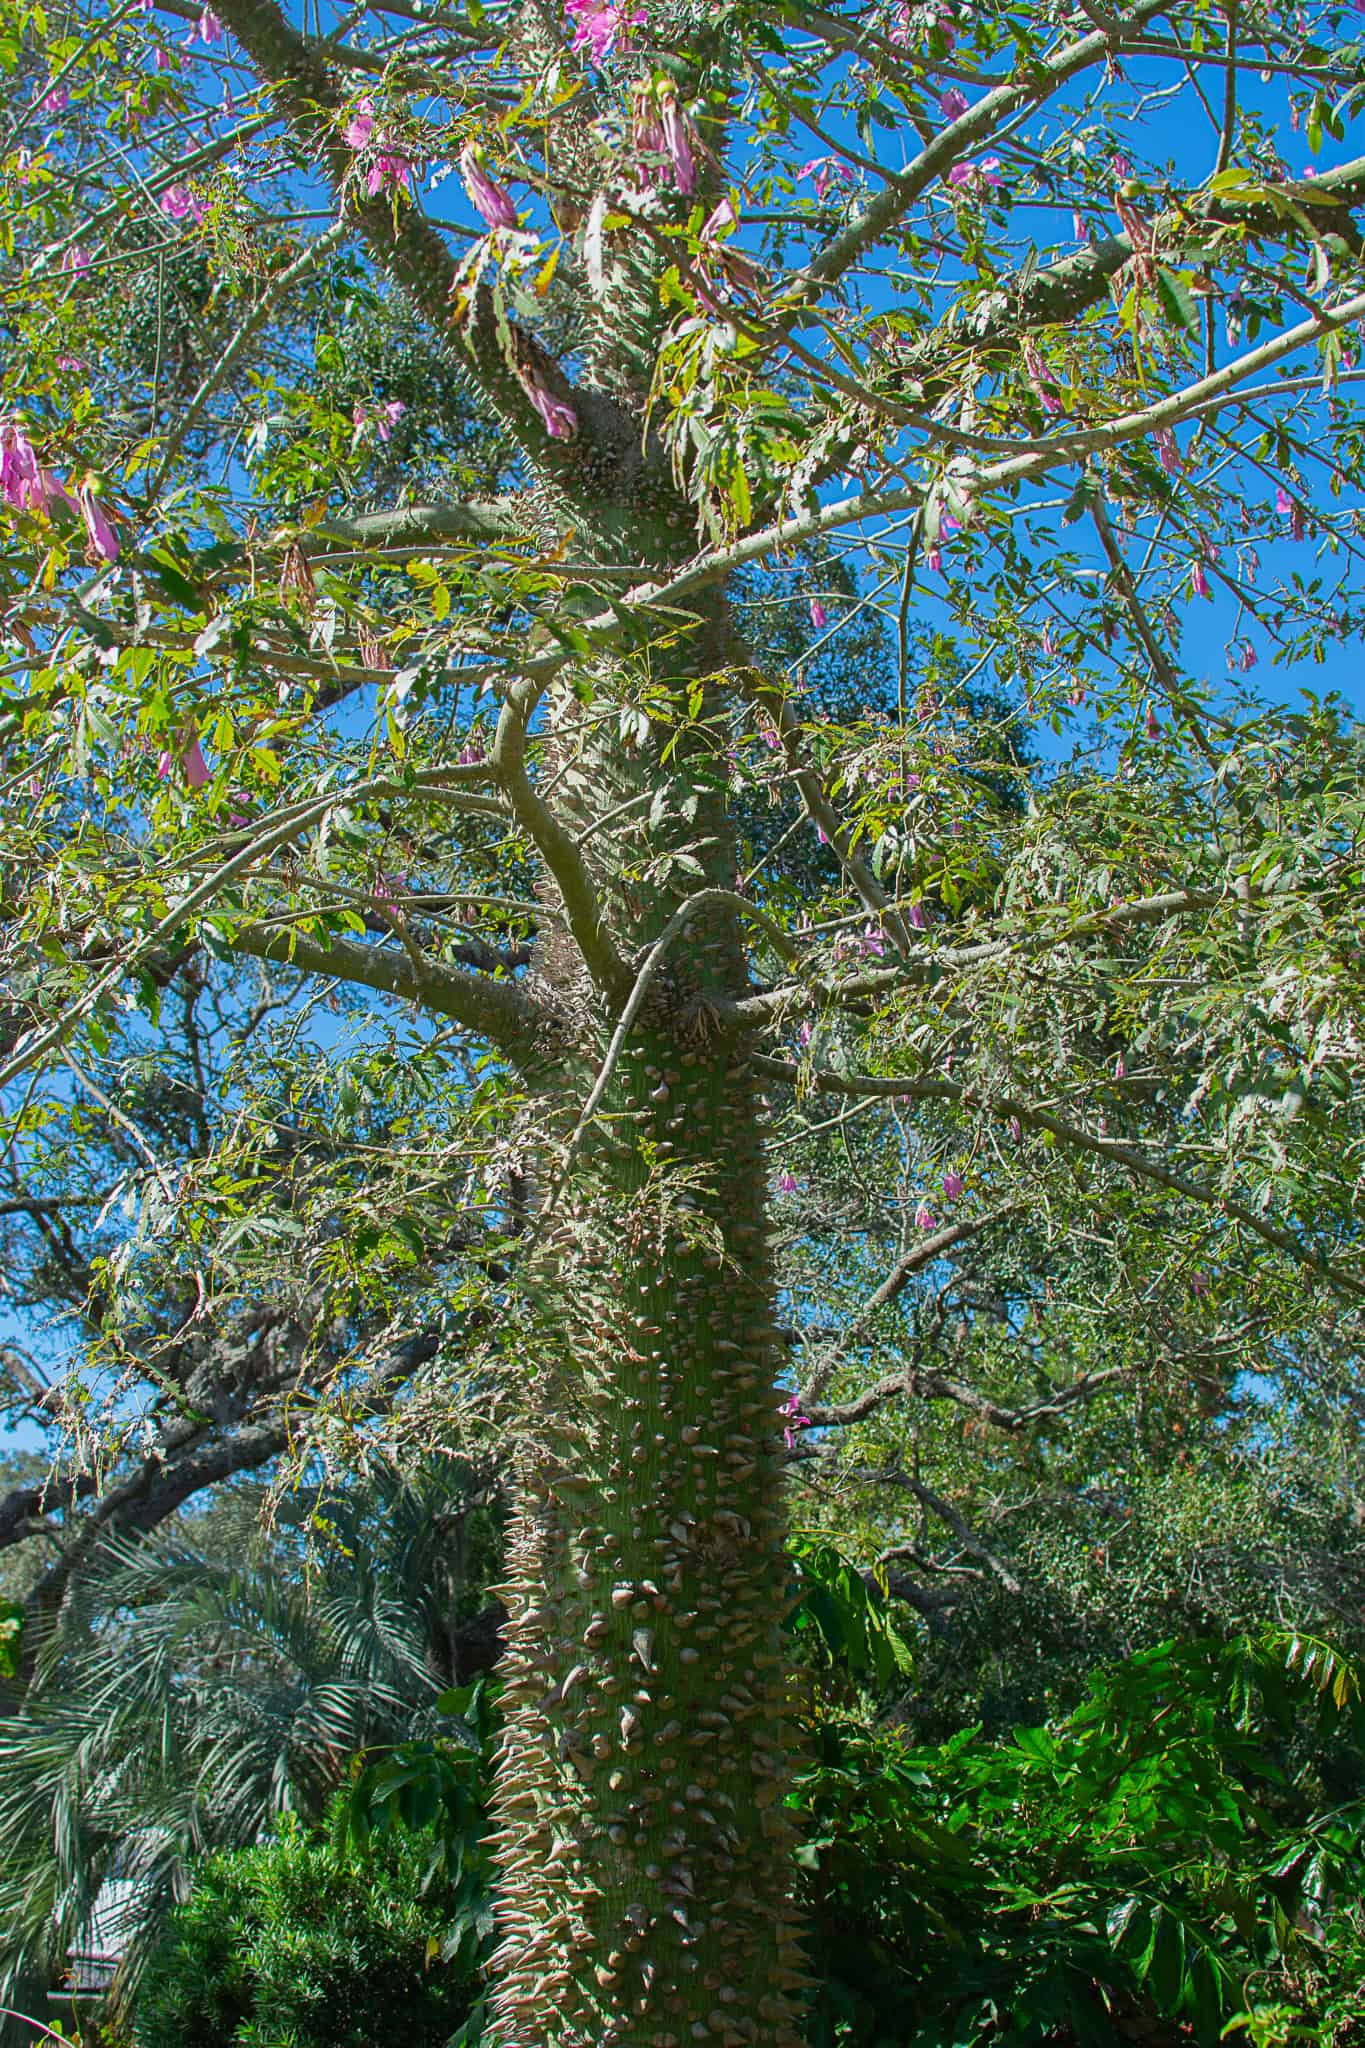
[
  {"left": 632, "top": 83, "right": 697, "bottom": 195},
  {"left": 564, "top": 0, "right": 645, "bottom": 63},
  {"left": 345, "top": 98, "right": 413, "bottom": 197},
  {"left": 353, "top": 398, "right": 406, "bottom": 443},
  {"left": 1, "top": 418, "right": 117, "bottom": 560}
]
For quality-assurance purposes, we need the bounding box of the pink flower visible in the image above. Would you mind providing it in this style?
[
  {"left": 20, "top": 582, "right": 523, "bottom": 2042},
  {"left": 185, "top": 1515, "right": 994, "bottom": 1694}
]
[
  {"left": 1022, "top": 338, "right": 1062, "bottom": 414},
  {"left": 0, "top": 420, "right": 39, "bottom": 510},
  {"left": 23, "top": 469, "right": 74, "bottom": 516},
  {"left": 40, "top": 81, "right": 69, "bottom": 114},
  {"left": 1191, "top": 1271, "right": 1209, "bottom": 1298},
  {"left": 940, "top": 87, "right": 969, "bottom": 119},
  {"left": 797, "top": 1021, "right": 812, "bottom": 1049},
  {"left": 1275, "top": 484, "right": 1292, "bottom": 516},
  {"left": 1144, "top": 705, "right": 1161, "bottom": 740},
  {"left": 366, "top": 151, "right": 412, "bottom": 197},
  {"left": 947, "top": 156, "right": 1002, "bottom": 193},
  {"left": 459, "top": 144, "right": 518, "bottom": 229},
  {"left": 196, "top": 7, "right": 224, "bottom": 41},
  {"left": 77, "top": 483, "right": 118, "bottom": 562},
  {"left": 925, "top": 544, "right": 942, "bottom": 573},
  {"left": 154, "top": 44, "right": 180, "bottom": 70},
  {"left": 377, "top": 399, "right": 405, "bottom": 441},
  {"left": 1191, "top": 561, "right": 1211, "bottom": 600},
  {"left": 1112, "top": 152, "right": 1132, "bottom": 176},
  {"left": 160, "top": 183, "right": 204, "bottom": 221},
  {"left": 777, "top": 1171, "right": 799, "bottom": 1194},
  {"left": 1154, "top": 427, "right": 1180, "bottom": 474},
  {"left": 1073, "top": 209, "right": 1092, "bottom": 243},
  {"left": 1008, "top": 1116, "right": 1023, "bottom": 1143},
  {"left": 61, "top": 246, "right": 90, "bottom": 274},
  {"left": 908, "top": 902, "right": 928, "bottom": 931},
  {"left": 374, "top": 870, "right": 408, "bottom": 915},
  {"left": 564, "top": 0, "right": 644, "bottom": 63},
  {"left": 781, "top": 1393, "right": 812, "bottom": 1450},
  {"left": 860, "top": 924, "right": 886, "bottom": 957},
  {"left": 162, "top": 736, "right": 210, "bottom": 788},
  {"left": 799, "top": 155, "right": 852, "bottom": 201},
  {"left": 914, "top": 1202, "right": 936, "bottom": 1231},
  {"left": 520, "top": 364, "right": 576, "bottom": 440},
  {"left": 943, "top": 1170, "right": 964, "bottom": 1201},
  {"left": 809, "top": 598, "right": 827, "bottom": 630},
  {"left": 346, "top": 99, "right": 376, "bottom": 149},
  {"left": 658, "top": 88, "right": 697, "bottom": 195}
]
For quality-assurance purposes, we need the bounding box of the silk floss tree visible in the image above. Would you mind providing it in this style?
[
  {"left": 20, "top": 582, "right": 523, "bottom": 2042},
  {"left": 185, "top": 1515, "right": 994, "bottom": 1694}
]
[{"left": 6, "top": 0, "right": 1365, "bottom": 2041}]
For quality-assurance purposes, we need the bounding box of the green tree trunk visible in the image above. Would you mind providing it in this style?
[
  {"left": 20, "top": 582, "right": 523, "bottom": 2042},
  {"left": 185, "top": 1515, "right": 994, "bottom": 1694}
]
[{"left": 484, "top": 656, "right": 810, "bottom": 2048}]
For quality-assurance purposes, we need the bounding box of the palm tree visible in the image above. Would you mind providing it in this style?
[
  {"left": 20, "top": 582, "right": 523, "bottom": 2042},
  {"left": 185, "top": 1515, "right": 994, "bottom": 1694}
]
[{"left": 0, "top": 1457, "right": 504, "bottom": 2034}]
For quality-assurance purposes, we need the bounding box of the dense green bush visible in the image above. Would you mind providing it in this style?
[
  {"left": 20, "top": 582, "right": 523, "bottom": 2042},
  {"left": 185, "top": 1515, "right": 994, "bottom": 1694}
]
[
  {"left": 132, "top": 1812, "right": 482, "bottom": 2048},
  {"left": 796, "top": 1629, "right": 1365, "bottom": 2048}
]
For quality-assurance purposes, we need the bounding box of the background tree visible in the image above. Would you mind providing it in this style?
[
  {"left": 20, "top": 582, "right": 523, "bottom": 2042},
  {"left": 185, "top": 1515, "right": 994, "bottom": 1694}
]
[{"left": 4, "top": 0, "right": 1365, "bottom": 2043}]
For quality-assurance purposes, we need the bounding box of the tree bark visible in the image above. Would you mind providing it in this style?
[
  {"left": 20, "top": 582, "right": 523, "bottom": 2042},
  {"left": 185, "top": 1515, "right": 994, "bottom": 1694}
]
[{"left": 483, "top": 639, "right": 810, "bottom": 2047}]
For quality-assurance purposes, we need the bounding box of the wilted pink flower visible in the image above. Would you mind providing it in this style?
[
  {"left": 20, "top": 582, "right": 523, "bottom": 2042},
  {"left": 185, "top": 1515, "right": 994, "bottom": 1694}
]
[
  {"left": 0, "top": 420, "right": 39, "bottom": 510},
  {"left": 797, "top": 1021, "right": 812, "bottom": 1048},
  {"left": 809, "top": 597, "right": 827, "bottom": 630},
  {"left": 564, "top": 0, "right": 644, "bottom": 63},
  {"left": 1008, "top": 1116, "right": 1023, "bottom": 1143},
  {"left": 366, "top": 151, "right": 412, "bottom": 197},
  {"left": 346, "top": 98, "right": 376, "bottom": 149},
  {"left": 1191, "top": 1270, "right": 1209, "bottom": 1297},
  {"left": 40, "top": 81, "right": 69, "bottom": 113},
  {"left": 943, "top": 1170, "right": 964, "bottom": 1201},
  {"left": 914, "top": 1202, "right": 936, "bottom": 1231},
  {"left": 1114, "top": 1053, "right": 1127, "bottom": 1079},
  {"left": 459, "top": 144, "right": 518, "bottom": 229},
  {"left": 925, "top": 543, "right": 942, "bottom": 573},
  {"left": 1190, "top": 561, "right": 1211, "bottom": 600},
  {"left": 1073, "top": 208, "right": 1092, "bottom": 243},
  {"left": 1154, "top": 427, "right": 1180, "bottom": 474},
  {"left": 1144, "top": 705, "right": 1161, "bottom": 739},
  {"left": 196, "top": 7, "right": 224, "bottom": 41},
  {"left": 77, "top": 483, "right": 118, "bottom": 562},
  {"left": 940, "top": 87, "right": 969, "bottom": 120},
  {"left": 458, "top": 733, "right": 485, "bottom": 764}
]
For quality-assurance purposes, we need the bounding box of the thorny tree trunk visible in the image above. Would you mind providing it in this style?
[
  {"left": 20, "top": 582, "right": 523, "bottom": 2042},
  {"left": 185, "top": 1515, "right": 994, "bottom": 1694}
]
[{"left": 484, "top": 615, "right": 810, "bottom": 2048}]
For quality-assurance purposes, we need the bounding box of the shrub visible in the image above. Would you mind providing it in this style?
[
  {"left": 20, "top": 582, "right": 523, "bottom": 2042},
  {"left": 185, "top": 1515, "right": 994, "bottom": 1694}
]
[{"left": 132, "top": 1814, "right": 480, "bottom": 2048}]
